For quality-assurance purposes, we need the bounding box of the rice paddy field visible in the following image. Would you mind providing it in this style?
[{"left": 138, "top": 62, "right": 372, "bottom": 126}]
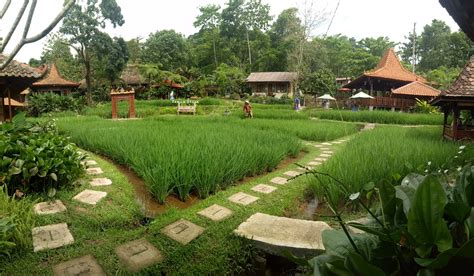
[
  {"left": 309, "top": 126, "right": 463, "bottom": 200},
  {"left": 310, "top": 109, "right": 444, "bottom": 125}
]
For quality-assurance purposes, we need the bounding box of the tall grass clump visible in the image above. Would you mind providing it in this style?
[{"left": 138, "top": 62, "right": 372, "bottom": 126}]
[
  {"left": 57, "top": 117, "right": 302, "bottom": 202},
  {"left": 309, "top": 126, "right": 461, "bottom": 200},
  {"left": 0, "top": 186, "right": 36, "bottom": 256},
  {"left": 238, "top": 119, "right": 359, "bottom": 141},
  {"left": 311, "top": 110, "right": 444, "bottom": 125}
]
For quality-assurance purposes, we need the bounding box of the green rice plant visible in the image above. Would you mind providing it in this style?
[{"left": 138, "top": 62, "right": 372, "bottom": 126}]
[
  {"left": 237, "top": 119, "right": 359, "bottom": 141},
  {"left": 56, "top": 116, "right": 302, "bottom": 202},
  {"left": 311, "top": 109, "right": 444, "bottom": 125},
  {"left": 0, "top": 186, "right": 36, "bottom": 256},
  {"left": 309, "top": 126, "right": 461, "bottom": 200}
]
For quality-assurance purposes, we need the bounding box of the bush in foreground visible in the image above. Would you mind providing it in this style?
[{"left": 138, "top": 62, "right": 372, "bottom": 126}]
[{"left": 0, "top": 113, "right": 85, "bottom": 195}]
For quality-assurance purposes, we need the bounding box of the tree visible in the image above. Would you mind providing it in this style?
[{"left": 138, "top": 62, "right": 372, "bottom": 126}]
[
  {"left": 194, "top": 4, "right": 221, "bottom": 68},
  {"left": 0, "top": 0, "right": 76, "bottom": 69},
  {"left": 425, "top": 66, "right": 461, "bottom": 90},
  {"left": 214, "top": 63, "right": 246, "bottom": 95},
  {"left": 299, "top": 68, "right": 335, "bottom": 95},
  {"left": 141, "top": 30, "right": 189, "bottom": 71},
  {"left": 60, "top": 0, "right": 124, "bottom": 103},
  {"left": 418, "top": 20, "right": 452, "bottom": 71},
  {"left": 97, "top": 37, "right": 129, "bottom": 85},
  {"left": 242, "top": 0, "right": 272, "bottom": 65},
  {"left": 40, "top": 33, "right": 82, "bottom": 81},
  {"left": 126, "top": 38, "right": 142, "bottom": 64}
]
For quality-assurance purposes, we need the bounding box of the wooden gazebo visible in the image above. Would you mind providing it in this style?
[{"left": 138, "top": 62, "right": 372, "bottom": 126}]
[
  {"left": 431, "top": 56, "right": 474, "bottom": 140},
  {"left": 32, "top": 64, "right": 79, "bottom": 95},
  {"left": 0, "top": 54, "right": 44, "bottom": 122}
]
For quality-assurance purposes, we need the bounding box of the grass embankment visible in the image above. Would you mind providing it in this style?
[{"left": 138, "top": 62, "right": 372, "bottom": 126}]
[
  {"left": 309, "top": 126, "right": 461, "bottom": 199},
  {"left": 0, "top": 141, "right": 325, "bottom": 275},
  {"left": 57, "top": 116, "right": 303, "bottom": 203},
  {"left": 310, "top": 109, "right": 444, "bottom": 125}
]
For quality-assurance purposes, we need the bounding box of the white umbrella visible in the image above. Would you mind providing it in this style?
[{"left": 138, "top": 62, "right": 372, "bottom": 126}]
[
  {"left": 317, "top": 94, "right": 336, "bottom": 100},
  {"left": 350, "top": 92, "right": 374, "bottom": 99}
]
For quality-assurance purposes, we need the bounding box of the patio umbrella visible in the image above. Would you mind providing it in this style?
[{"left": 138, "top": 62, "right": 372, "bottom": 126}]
[
  {"left": 317, "top": 94, "right": 336, "bottom": 100},
  {"left": 350, "top": 92, "right": 374, "bottom": 99}
]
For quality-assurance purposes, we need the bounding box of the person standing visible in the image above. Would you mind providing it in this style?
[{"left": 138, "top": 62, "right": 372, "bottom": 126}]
[
  {"left": 243, "top": 101, "right": 253, "bottom": 118},
  {"left": 294, "top": 97, "right": 301, "bottom": 110}
]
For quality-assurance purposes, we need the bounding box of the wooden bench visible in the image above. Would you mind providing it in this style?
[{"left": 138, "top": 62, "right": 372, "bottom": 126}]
[{"left": 177, "top": 102, "right": 196, "bottom": 115}]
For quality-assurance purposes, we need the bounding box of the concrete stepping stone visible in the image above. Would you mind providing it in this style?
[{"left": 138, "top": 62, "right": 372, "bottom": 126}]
[
  {"left": 197, "top": 204, "right": 233, "bottom": 221},
  {"left": 234, "top": 213, "right": 332, "bottom": 257},
  {"left": 270, "top": 177, "right": 288, "bottom": 185},
  {"left": 314, "top": 157, "right": 327, "bottom": 162},
  {"left": 86, "top": 167, "right": 103, "bottom": 175},
  {"left": 320, "top": 147, "right": 331, "bottom": 151},
  {"left": 81, "top": 160, "right": 98, "bottom": 166},
  {"left": 53, "top": 254, "right": 105, "bottom": 276},
  {"left": 161, "top": 219, "right": 204, "bottom": 245},
  {"left": 251, "top": 184, "right": 277, "bottom": 194},
  {"left": 308, "top": 161, "right": 322, "bottom": 166},
  {"left": 296, "top": 166, "right": 313, "bottom": 171},
  {"left": 34, "top": 200, "right": 67, "bottom": 215},
  {"left": 322, "top": 151, "right": 334, "bottom": 154},
  {"left": 115, "top": 239, "right": 164, "bottom": 272},
  {"left": 73, "top": 189, "right": 107, "bottom": 205},
  {"left": 228, "top": 192, "right": 259, "bottom": 205},
  {"left": 284, "top": 171, "right": 301, "bottom": 177},
  {"left": 32, "top": 223, "right": 74, "bottom": 252},
  {"left": 319, "top": 154, "right": 332, "bottom": 158},
  {"left": 314, "top": 144, "right": 323, "bottom": 148},
  {"left": 332, "top": 141, "right": 343, "bottom": 144},
  {"left": 90, "top": 177, "right": 112, "bottom": 187},
  {"left": 321, "top": 142, "right": 332, "bottom": 146}
]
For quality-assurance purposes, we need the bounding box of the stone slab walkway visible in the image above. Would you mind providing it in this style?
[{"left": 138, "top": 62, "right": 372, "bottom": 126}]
[{"left": 234, "top": 213, "right": 332, "bottom": 257}]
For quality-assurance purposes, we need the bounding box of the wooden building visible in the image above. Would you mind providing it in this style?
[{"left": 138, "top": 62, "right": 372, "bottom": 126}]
[
  {"left": 431, "top": 56, "right": 474, "bottom": 140},
  {"left": 246, "top": 72, "right": 298, "bottom": 98},
  {"left": 32, "top": 64, "right": 79, "bottom": 95},
  {"left": 343, "top": 48, "right": 440, "bottom": 110},
  {"left": 0, "top": 54, "right": 44, "bottom": 122}
]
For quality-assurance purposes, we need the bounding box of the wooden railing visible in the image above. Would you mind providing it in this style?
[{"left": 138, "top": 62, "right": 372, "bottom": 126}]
[{"left": 357, "top": 97, "right": 415, "bottom": 110}]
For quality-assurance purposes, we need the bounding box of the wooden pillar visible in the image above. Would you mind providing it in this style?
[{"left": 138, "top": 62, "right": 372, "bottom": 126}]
[
  {"left": 111, "top": 96, "right": 118, "bottom": 119},
  {"left": 443, "top": 108, "right": 448, "bottom": 138},
  {"left": 7, "top": 87, "right": 12, "bottom": 122},
  {"left": 129, "top": 95, "right": 136, "bottom": 119},
  {"left": 453, "top": 105, "right": 459, "bottom": 140},
  {"left": 0, "top": 87, "right": 4, "bottom": 122}
]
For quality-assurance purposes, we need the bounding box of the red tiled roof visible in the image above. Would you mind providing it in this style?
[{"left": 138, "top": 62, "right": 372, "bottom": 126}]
[
  {"left": 392, "top": 81, "right": 440, "bottom": 97},
  {"left": 0, "top": 54, "right": 44, "bottom": 79},
  {"left": 246, "top": 72, "right": 297, "bottom": 82},
  {"left": 364, "top": 48, "right": 427, "bottom": 83},
  {"left": 441, "top": 55, "right": 474, "bottom": 97},
  {"left": 32, "top": 64, "right": 79, "bottom": 88}
]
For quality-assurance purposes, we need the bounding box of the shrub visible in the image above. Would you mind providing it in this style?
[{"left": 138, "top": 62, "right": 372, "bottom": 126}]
[
  {"left": 413, "top": 98, "right": 440, "bottom": 114},
  {"left": 249, "top": 96, "right": 293, "bottom": 105},
  {"left": 0, "top": 113, "right": 85, "bottom": 195},
  {"left": 27, "top": 93, "right": 85, "bottom": 117},
  {"left": 0, "top": 185, "right": 36, "bottom": 256}
]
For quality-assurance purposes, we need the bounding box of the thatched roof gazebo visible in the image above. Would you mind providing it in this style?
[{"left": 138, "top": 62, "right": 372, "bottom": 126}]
[
  {"left": 32, "top": 64, "right": 79, "bottom": 95},
  {"left": 0, "top": 54, "right": 45, "bottom": 122},
  {"left": 431, "top": 56, "right": 474, "bottom": 140},
  {"left": 121, "top": 64, "right": 147, "bottom": 87},
  {"left": 246, "top": 72, "right": 298, "bottom": 97}
]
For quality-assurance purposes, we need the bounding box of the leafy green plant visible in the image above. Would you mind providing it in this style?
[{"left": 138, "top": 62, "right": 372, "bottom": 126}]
[
  {"left": 0, "top": 185, "right": 36, "bottom": 256},
  {"left": 302, "top": 145, "right": 474, "bottom": 275},
  {"left": 413, "top": 98, "right": 440, "bottom": 114},
  {"left": 27, "top": 93, "right": 85, "bottom": 117},
  {"left": 0, "top": 113, "right": 85, "bottom": 194}
]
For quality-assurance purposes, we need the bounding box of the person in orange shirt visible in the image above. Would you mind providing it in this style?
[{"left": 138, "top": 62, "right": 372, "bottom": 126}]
[{"left": 243, "top": 101, "right": 253, "bottom": 118}]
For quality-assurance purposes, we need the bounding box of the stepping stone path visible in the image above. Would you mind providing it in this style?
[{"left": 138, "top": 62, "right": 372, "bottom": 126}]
[
  {"left": 284, "top": 170, "right": 301, "bottom": 177},
  {"left": 322, "top": 151, "right": 333, "bottom": 154},
  {"left": 314, "top": 144, "right": 323, "bottom": 148},
  {"left": 90, "top": 177, "right": 112, "bottom": 187},
  {"left": 314, "top": 157, "right": 327, "bottom": 162},
  {"left": 228, "top": 192, "right": 259, "bottom": 205},
  {"left": 161, "top": 219, "right": 204, "bottom": 245},
  {"left": 308, "top": 161, "right": 322, "bottom": 166},
  {"left": 321, "top": 142, "right": 332, "bottom": 146},
  {"left": 234, "top": 213, "right": 332, "bottom": 257},
  {"left": 32, "top": 223, "right": 74, "bottom": 252},
  {"left": 115, "top": 239, "right": 164, "bottom": 272},
  {"left": 320, "top": 147, "right": 331, "bottom": 151},
  {"left": 198, "top": 204, "right": 233, "bottom": 221},
  {"left": 320, "top": 154, "right": 331, "bottom": 158},
  {"left": 270, "top": 177, "right": 288, "bottom": 185},
  {"left": 362, "top": 123, "right": 376, "bottom": 131},
  {"left": 81, "top": 160, "right": 98, "bottom": 166},
  {"left": 73, "top": 189, "right": 107, "bottom": 205},
  {"left": 251, "top": 184, "right": 277, "bottom": 194},
  {"left": 34, "top": 200, "right": 67, "bottom": 215},
  {"left": 53, "top": 255, "right": 105, "bottom": 276},
  {"left": 86, "top": 167, "right": 103, "bottom": 175}
]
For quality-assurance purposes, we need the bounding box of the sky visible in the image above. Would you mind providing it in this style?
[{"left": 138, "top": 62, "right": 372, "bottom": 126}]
[{"left": 0, "top": 0, "right": 460, "bottom": 63}]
